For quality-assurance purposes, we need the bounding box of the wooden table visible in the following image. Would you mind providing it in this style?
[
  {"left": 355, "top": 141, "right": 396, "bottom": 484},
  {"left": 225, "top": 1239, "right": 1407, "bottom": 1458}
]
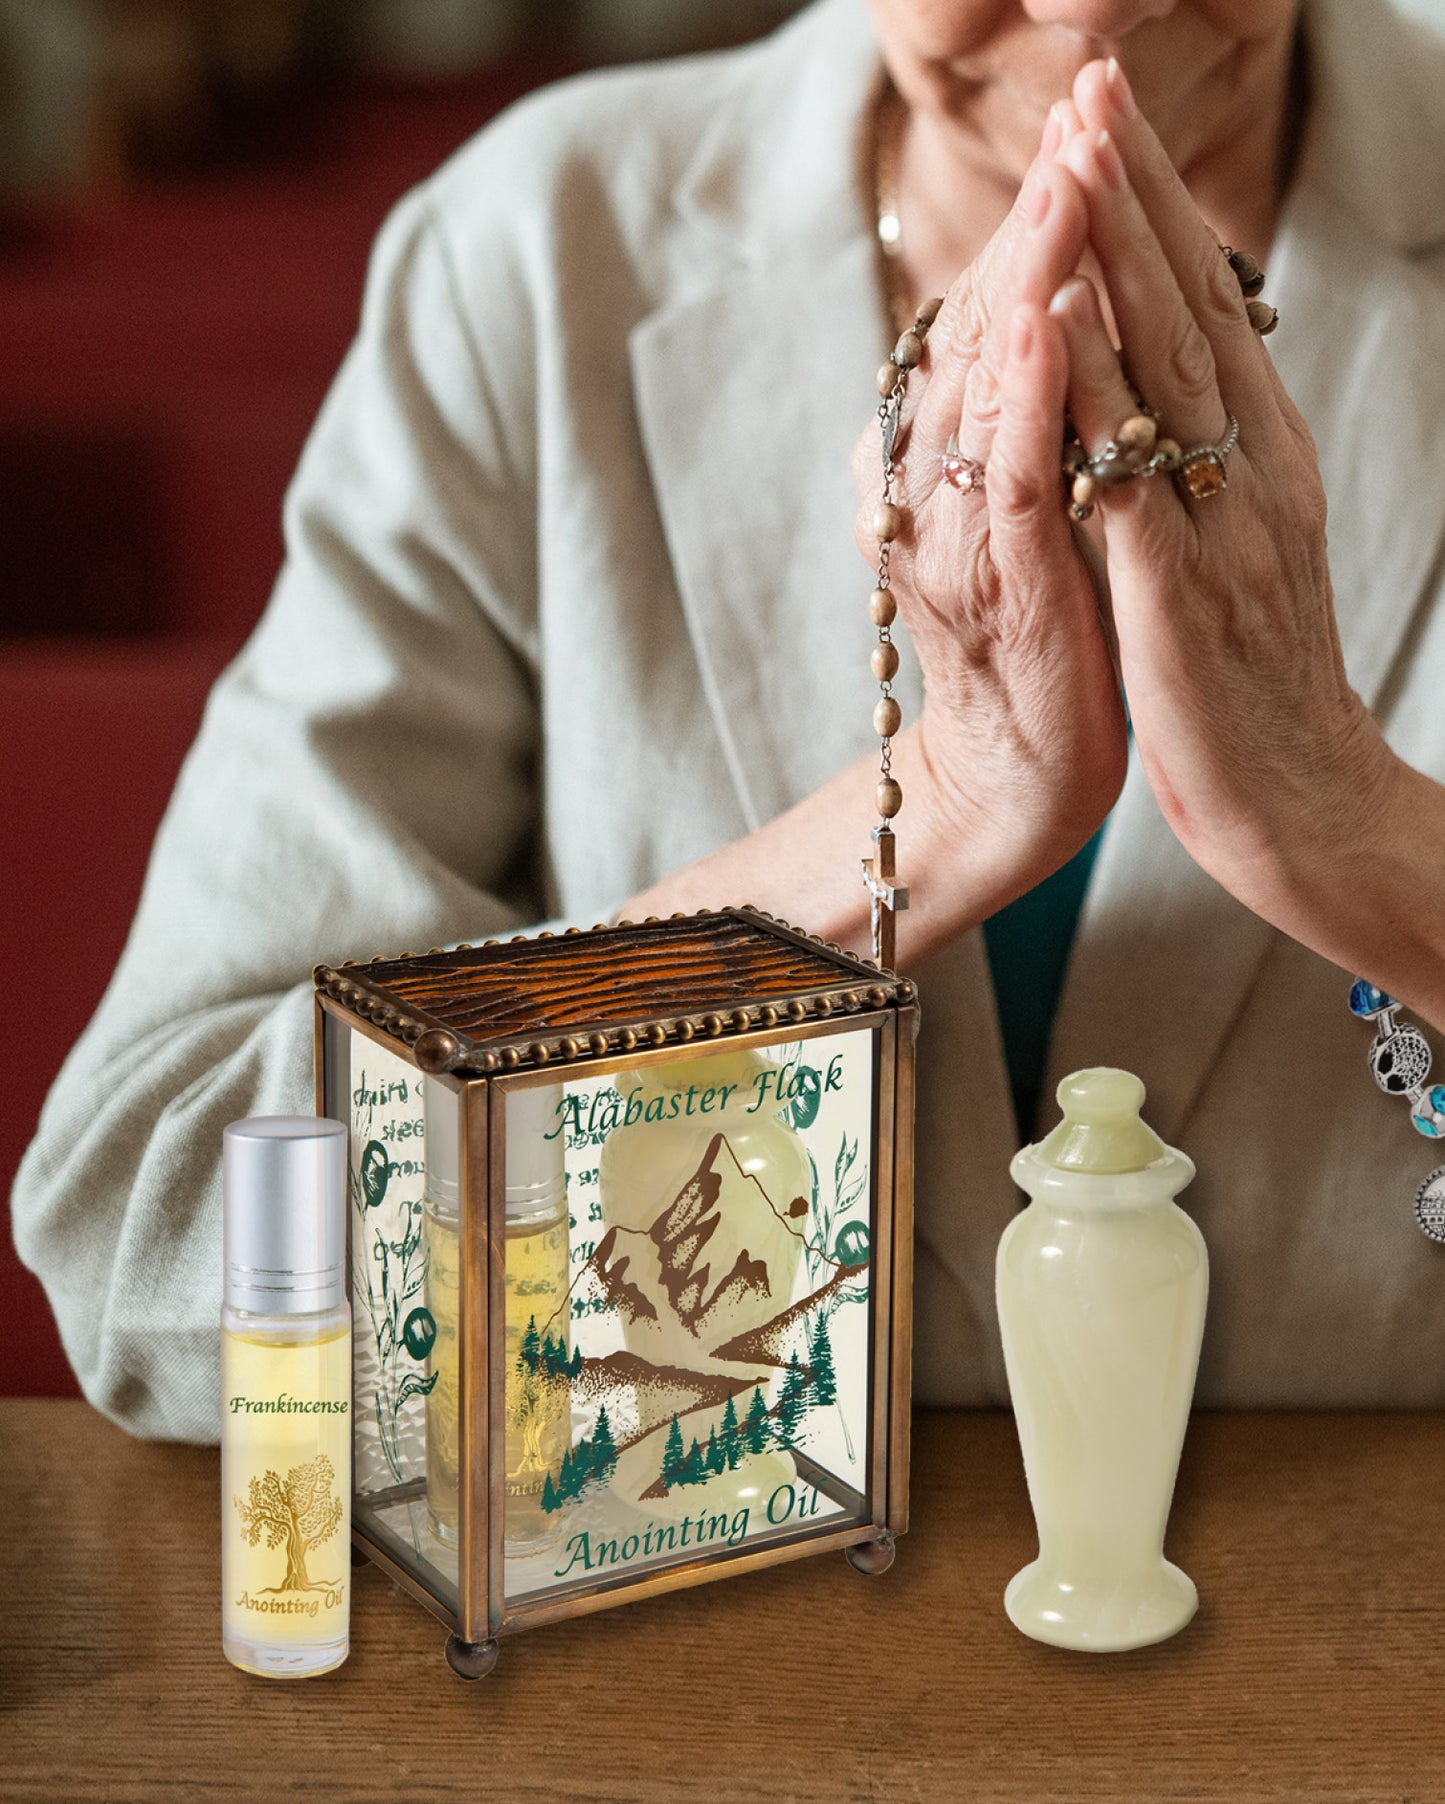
[{"left": 4, "top": 1400, "right": 1443, "bottom": 1802}]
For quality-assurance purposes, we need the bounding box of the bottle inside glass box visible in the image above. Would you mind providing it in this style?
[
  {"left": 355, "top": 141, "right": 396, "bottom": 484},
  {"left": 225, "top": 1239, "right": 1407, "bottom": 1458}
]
[{"left": 316, "top": 908, "right": 916, "bottom": 1679}]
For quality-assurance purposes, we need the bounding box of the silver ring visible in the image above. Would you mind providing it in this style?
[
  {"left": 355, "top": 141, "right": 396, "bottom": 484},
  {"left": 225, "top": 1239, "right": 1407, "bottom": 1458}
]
[{"left": 941, "top": 432, "right": 985, "bottom": 495}]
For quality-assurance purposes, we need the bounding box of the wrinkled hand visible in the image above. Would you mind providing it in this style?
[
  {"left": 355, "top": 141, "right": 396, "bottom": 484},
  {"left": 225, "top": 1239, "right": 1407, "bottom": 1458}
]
[
  {"left": 1048, "top": 60, "right": 1395, "bottom": 916},
  {"left": 851, "top": 124, "right": 1129, "bottom": 904}
]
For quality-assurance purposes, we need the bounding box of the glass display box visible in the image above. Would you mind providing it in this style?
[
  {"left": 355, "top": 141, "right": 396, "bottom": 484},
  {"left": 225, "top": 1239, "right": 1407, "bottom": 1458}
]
[{"left": 313, "top": 907, "right": 917, "bottom": 1678}]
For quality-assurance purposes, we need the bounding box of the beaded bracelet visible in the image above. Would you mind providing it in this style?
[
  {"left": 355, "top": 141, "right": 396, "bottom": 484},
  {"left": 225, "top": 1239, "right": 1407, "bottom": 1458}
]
[{"left": 1349, "top": 979, "right": 1445, "bottom": 1239}]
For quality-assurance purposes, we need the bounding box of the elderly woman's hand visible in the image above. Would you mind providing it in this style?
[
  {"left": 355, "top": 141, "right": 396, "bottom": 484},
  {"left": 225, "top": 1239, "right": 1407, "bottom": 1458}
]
[
  {"left": 851, "top": 124, "right": 1130, "bottom": 907},
  {"left": 1047, "top": 60, "right": 1399, "bottom": 932}
]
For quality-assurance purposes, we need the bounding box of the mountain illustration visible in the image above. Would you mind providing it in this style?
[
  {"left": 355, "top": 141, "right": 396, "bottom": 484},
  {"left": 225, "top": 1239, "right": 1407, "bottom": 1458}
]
[
  {"left": 711, "top": 1260, "right": 853, "bottom": 1367},
  {"left": 590, "top": 1132, "right": 810, "bottom": 1360},
  {"left": 690, "top": 1247, "right": 771, "bottom": 1337},
  {"left": 590, "top": 1227, "right": 659, "bottom": 1324}
]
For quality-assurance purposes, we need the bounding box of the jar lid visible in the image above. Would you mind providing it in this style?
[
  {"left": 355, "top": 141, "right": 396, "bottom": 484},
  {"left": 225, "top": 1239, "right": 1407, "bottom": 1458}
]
[{"left": 1010, "top": 1068, "right": 1195, "bottom": 1206}]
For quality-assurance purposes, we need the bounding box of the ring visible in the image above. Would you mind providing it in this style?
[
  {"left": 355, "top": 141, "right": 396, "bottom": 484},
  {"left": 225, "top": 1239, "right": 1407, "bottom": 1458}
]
[
  {"left": 941, "top": 433, "right": 985, "bottom": 494},
  {"left": 1175, "top": 415, "right": 1239, "bottom": 502}
]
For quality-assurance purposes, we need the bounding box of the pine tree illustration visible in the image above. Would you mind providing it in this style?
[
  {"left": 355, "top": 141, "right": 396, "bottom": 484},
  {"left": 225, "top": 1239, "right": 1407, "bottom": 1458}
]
[
  {"left": 809, "top": 1311, "right": 838, "bottom": 1408},
  {"left": 591, "top": 1405, "right": 619, "bottom": 1481},
  {"left": 518, "top": 1315, "right": 542, "bottom": 1375},
  {"left": 662, "top": 1414, "right": 686, "bottom": 1487},
  {"left": 744, "top": 1386, "right": 769, "bottom": 1455},
  {"left": 559, "top": 1444, "right": 578, "bottom": 1502},
  {"left": 681, "top": 1436, "right": 706, "bottom": 1486},
  {"left": 542, "top": 1470, "right": 559, "bottom": 1514},
  {"left": 773, "top": 1351, "right": 808, "bottom": 1448},
  {"left": 568, "top": 1344, "right": 583, "bottom": 1378},
  {"left": 721, "top": 1393, "right": 743, "bottom": 1470},
  {"left": 705, "top": 1424, "right": 725, "bottom": 1476}
]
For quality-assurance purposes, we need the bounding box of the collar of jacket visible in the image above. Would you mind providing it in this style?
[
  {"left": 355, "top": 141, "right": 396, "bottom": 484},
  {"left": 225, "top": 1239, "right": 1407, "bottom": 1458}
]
[{"left": 626, "top": 0, "right": 1445, "bottom": 1271}]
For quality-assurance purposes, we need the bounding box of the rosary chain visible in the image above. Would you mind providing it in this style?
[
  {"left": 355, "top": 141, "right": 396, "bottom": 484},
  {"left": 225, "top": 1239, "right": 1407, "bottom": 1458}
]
[
  {"left": 874, "top": 374, "right": 904, "bottom": 785},
  {"left": 862, "top": 309, "right": 940, "bottom": 969}
]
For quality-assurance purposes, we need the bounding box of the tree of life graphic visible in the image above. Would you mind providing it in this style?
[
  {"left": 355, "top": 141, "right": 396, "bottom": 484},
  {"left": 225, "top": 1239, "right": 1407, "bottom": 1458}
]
[{"left": 234, "top": 1454, "right": 344, "bottom": 1593}]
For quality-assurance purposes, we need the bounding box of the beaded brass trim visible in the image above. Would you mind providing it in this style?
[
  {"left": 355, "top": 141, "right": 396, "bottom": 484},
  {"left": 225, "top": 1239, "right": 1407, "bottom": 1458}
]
[{"left": 312, "top": 906, "right": 916, "bottom": 1077}]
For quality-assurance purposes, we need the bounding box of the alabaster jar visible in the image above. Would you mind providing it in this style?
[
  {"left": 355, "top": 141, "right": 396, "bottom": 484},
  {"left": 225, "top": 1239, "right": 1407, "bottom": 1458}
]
[{"left": 997, "top": 1067, "right": 1207, "bottom": 1654}]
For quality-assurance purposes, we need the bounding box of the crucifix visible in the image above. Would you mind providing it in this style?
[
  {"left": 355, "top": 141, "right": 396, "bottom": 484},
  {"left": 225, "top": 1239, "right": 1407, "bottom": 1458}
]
[{"left": 862, "top": 824, "right": 909, "bottom": 972}]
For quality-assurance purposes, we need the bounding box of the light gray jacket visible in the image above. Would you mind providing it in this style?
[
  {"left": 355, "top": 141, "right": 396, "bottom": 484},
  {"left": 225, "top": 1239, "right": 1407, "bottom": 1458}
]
[{"left": 14, "top": 0, "right": 1445, "bottom": 1439}]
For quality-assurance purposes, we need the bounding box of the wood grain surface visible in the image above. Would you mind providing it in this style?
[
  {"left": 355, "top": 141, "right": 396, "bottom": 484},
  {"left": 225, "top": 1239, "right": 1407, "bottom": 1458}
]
[
  {"left": 3, "top": 1400, "right": 1443, "bottom": 1803},
  {"left": 328, "top": 909, "right": 897, "bottom": 1058}
]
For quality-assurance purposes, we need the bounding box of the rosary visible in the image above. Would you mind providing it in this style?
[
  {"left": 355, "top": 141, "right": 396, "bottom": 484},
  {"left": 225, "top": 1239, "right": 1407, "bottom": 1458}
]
[{"left": 859, "top": 294, "right": 941, "bottom": 974}]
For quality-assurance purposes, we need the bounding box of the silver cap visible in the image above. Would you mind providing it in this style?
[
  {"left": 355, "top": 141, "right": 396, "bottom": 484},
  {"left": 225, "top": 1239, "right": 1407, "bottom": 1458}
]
[
  {"left": 505, "top": 1083, "right": 566, "bottom": 1225},
  {"left": 421, "top": 1078, "right": 459, "bottom": 1219},
  {"left": 422, "top": 1080, "right": 566, "bottom": 1226},
  {"left": 223, "top": 1116, "right": 347, "bottom": 1313}
]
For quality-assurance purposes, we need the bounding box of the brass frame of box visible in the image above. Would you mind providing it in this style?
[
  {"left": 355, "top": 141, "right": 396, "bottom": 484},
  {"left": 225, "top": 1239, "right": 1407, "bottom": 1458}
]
[{"left": 314, "top": 906, "right": 917, "bottom": 1673}]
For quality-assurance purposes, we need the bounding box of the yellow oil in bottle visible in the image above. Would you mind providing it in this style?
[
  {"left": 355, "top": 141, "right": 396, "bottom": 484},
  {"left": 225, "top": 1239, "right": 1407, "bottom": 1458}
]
[
  {"left": 220, "top": 1313, "right": 351, "bottom": 1677},
  {"left": 502, "top": 1200, "right": 572, "bottom": 1550},
  {"left": 423, "top": 1202, "right": 461, "bottom": 1543},
  {"left": 423, "top": 1199, "right": 571, "bottom": 1551}
]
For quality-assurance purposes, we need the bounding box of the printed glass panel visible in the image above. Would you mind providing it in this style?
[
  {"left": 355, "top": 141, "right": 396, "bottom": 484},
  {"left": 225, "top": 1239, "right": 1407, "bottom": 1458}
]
[
  {"left": 500, "top": 1027, "right": 877, "bottom": 1609},
  {"left": 326, "top": 1014, "right": 457, "bottom": 1611}
]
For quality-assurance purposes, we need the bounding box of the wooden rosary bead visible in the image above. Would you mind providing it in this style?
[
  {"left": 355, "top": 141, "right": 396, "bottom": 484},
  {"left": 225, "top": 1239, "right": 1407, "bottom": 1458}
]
[
  {"left": 1071, "top": 471, "right": 1098, "bottom": 509},
  {"left": 1116, "top": 414, "right": 1157, "bottom": 454},
  {"left": 1153, "top": 437, "right": 1182, "bottom": 470},
  {"left": 869, "top": 586, "right": 897, "bottom": 627},
  {"left": 1246, "top": 300, "right": 1279, "bottom": 336},
  {"left": 1226, "top": 248, "right": 1265, "bottom": 296},
  {"left": 865, "top": 282, "right": 923, "bottom": 960}
]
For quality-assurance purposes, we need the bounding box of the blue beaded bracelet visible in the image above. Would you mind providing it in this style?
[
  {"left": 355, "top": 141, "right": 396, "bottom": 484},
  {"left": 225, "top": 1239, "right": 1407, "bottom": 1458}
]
[{"left": 1350, "top": 978, "right": 1445, "bottom": 1238}]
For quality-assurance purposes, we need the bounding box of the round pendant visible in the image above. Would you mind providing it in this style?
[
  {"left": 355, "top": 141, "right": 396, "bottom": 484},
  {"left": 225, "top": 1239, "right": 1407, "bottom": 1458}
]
[
  {"left": 1415, "top": 1167, "right": 1445, "bottom": 1243},
  {"left": 1370, "top": 1024, "right": 1432, "bottom": 1095}
]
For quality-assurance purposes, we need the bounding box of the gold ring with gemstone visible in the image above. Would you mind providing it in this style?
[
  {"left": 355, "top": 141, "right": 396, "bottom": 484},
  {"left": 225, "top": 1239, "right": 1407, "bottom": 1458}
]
[{"left": 1175, "top": 415, "right": 1239, "bottom": 502}]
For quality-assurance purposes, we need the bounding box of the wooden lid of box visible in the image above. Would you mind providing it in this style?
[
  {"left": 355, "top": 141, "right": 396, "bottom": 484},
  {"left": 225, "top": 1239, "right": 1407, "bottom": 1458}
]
[{"left": 313, "top": 907, "right": 914, "bottom": 1076}]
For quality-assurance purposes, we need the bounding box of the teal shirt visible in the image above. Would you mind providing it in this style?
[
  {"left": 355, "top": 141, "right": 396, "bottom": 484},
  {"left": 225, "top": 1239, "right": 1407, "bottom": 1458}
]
[{"left": 983, "top": 825, "right": 1106, "bottom": 1140}]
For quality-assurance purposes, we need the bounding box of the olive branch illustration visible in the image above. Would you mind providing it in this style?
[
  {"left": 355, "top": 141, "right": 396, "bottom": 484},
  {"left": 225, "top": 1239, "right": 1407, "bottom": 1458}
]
[
  {"left": 772, "top": 1041, "right": 871, "bottom": 1462},
  {"left": 774, "top": 1040, "right": 871, "bottom": 1298},
  {"left": 349, "top": 1118, "right": 437, "bottom": 1490}
]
